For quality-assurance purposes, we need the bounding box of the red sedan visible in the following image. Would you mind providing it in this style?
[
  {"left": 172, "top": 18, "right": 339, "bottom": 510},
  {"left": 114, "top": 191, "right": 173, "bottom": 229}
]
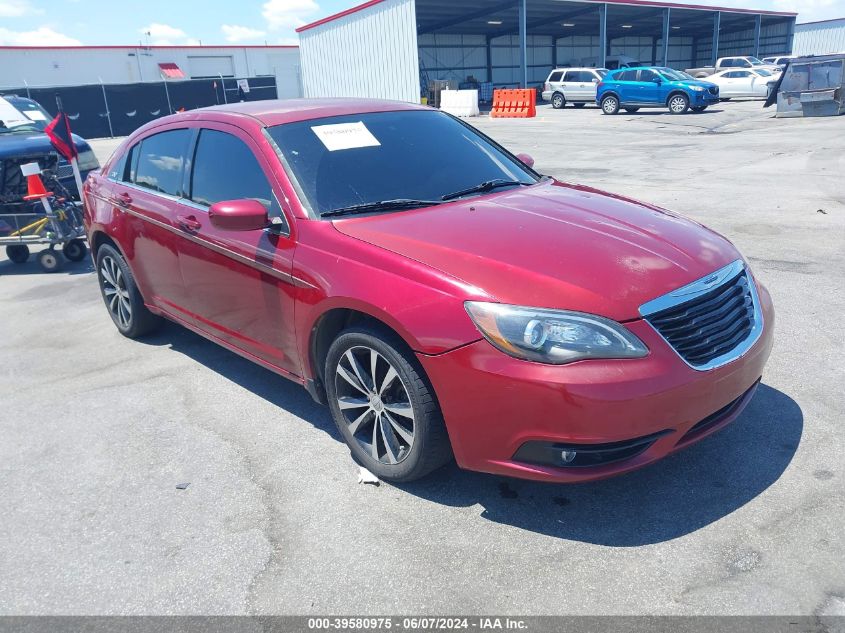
[{"left": 83, "top": 99, "right": 774, "bottom": 483}]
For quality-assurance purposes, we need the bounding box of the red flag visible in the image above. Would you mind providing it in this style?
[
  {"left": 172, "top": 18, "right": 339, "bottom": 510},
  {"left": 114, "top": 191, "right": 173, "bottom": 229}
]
[{"left": 44, "top": 110, "right": 78, "bottom": 162}]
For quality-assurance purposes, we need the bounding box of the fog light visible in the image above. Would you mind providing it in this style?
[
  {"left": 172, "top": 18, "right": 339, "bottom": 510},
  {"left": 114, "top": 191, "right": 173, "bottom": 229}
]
[{"left": 560, "top": 450, "right": 577, "bottom": 464}]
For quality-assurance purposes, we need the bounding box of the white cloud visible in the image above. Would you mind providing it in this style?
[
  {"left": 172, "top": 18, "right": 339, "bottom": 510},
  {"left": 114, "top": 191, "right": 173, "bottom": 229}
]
[
  {"left": 262, "top": 0, "right": 320, "bottom": 30},
  {"left": 222, "top": 24, "right": 267, "bottom": 43},
  {"left": 0, "top": 26, "right": 81, "bottom": 46},
  {"left": 277, "top": 36, "right": 300, "bottom": 45},
  {"left": 771, "top": 0, "right": 844, "bottom": 22},
  {"left": 140, "top": 22, "right": 191, "bottom": 46},
  {"left": 0, "top": 0, "right": 41, "bottom": 18}
]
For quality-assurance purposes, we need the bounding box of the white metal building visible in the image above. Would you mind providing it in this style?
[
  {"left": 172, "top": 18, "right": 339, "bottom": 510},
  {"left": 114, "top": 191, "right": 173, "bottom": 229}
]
[
  {"left": 0, "top": 45, "right": 302, "bottom": 98},
  {"left": 793, "top": 18, "right": 845, "bottom": 56},
  {"left": 297, "top": 0, "right": 797, "bottom": 102}
]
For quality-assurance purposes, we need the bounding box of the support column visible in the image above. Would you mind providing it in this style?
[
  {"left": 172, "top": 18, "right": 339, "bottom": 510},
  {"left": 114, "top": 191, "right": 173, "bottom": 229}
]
[
  {"left": 661, "top": 8, "right": 671, "bottom": 66},
  {"left": 753, "top": 14, "right": 762, "bottom": 58},
  {"left": 651, "top": 37, "right": 658, "bottom": 65},
  {"left": 598, "top": 3, "right": 607, "bottom": 69},
  {"left": 519, "top": 0, "right": 528, "bottom": 88},
  {"left": 712, "top": 11, "right": 721, "bottom": 65},
  {"left": 486, "top": 34, "right": 493, "bottom": 83},
  {"left": 553, "top": 37, "right": 558, "bottom": 69}
]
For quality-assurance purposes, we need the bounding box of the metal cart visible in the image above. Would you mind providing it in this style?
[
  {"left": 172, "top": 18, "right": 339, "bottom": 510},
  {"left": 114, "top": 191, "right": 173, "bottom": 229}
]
[{"left": 0, "top": 172, "right": 87, "bottom": 273}]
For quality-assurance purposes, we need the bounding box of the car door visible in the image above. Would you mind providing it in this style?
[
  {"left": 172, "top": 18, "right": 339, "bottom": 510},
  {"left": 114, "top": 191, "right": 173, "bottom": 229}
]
[
  {"left": 175, "top": 124, "right": 300, "bottom": 377},
  {"left": 615, "top": 69, "right": 640, "bottom": 103},
  {"left": 637, "top": 69, "right": 661, "bottom": 104},
  {"left": 107, "top": 127, "right": 193, "bottom": 318},
  {"left": 732, "top": 70, "right": 754, "bottom": 96},
  {"left": 585, "top": 70, "right": 602, "bottom": 100}
]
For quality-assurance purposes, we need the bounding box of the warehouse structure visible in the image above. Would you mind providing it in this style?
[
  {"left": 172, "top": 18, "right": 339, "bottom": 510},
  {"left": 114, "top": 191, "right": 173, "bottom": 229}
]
[
  {"left": 297, "top": 0, "right": 797, "bottom": 102},
  {"left": 0, "top": 45, "right": 302, "bottom": 98},
  {"left": 793, "top": 18, "right": 845, "bottom": 56}
]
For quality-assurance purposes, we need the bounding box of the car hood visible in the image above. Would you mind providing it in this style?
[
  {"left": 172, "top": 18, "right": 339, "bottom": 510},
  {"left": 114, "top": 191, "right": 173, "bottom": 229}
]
[
  {"left": 681, "top": 79, "right": 718, "bottom": 89},
  {"left": 0, "top": 132, "right": 89, "bottom": 160},
  {"left": 331, "top": 180, "right": 741, "bottom": 321}
]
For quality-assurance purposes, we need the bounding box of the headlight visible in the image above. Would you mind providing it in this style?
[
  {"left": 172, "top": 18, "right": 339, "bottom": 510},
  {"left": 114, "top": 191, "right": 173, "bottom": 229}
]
[
  {"left": 465, "top": 302, "right": 648, "bottom": 365},
  {"left": 76, "top": 149, "right": 100, "bottom": 171},
  {"left": 690, "top": 85, "right": 705, "bottom": 92}
]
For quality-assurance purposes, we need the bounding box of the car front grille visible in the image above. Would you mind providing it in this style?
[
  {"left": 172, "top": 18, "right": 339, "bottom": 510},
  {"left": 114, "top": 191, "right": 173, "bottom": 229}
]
[
  {"left": 56, "top": 163, "right": 74, "bottom": 179},
  {"left": 640, "top": 260, "right": 762, "bottom": 370}
]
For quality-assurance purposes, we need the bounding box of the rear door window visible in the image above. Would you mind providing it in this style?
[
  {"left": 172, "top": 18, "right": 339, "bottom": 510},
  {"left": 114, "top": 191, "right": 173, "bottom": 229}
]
[
  {"left": 638, "top": 69, "right": 658, "bottom": 82},
  {"left": 133, "top": 129, "right": 191, "bottom": 196},
  {"left": 548, "top": 71, "right": 564, "bottom": 82},
  {"left": 616, "top": 70, "right": 638, "bottom": 81}
]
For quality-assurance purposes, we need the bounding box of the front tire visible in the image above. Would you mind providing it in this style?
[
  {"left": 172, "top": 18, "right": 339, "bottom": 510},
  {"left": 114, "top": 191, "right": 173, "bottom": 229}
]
[
  {"left": 325, "top": 326, "right": 452, "bottom": 482},
  {"left": 624, "top": 107, "right": 640, "bottom": 113},
  {"left": 692, "top": 105, "right": 708, "bottom": 113},
  {"left": 551, "top": 93, "right": 566, "bottom": 109},
  {"left": 601, "top": 95, "right": 620, "bottom": 115},
  {"left": 95, "top": 244, "right": 161, "bottom": 338},
  {"left": 668, "top": 93, "right": 690, "bottom": 114},
  {"left": 6, "top": 245, "right": 30, "bottom": 264}
]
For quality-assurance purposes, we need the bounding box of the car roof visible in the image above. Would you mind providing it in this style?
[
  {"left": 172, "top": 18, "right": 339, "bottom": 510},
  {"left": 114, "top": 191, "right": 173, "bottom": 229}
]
[{"left": 153, "top": 98, "right": 427, "bottom": 129}]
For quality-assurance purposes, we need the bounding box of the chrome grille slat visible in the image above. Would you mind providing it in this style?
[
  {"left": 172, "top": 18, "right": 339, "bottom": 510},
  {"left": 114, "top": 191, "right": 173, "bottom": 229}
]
[{"left": 639, "top": 260, "right": 763, "bottom": 370}]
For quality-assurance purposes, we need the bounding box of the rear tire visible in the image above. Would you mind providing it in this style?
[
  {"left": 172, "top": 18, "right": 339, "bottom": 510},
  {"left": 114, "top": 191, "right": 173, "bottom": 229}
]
[
  {"left": 62, "top": 239, "right": 87, "bottom": 262},
  {"left": 95, "top": 243, "right": 161, "bottom": 338},
  {"left": 668, "top": 93, "right": 690, "bottom": 114},
  {"left": 601, "top": 95, "right": 620, "bottom": 115},
  {"left": 325, "top": 325, "right": 452, "bottom": 482},
  {"left": 551, "top": 93, "right": 566, "bottom": 109},
  {"left": 6, "top": 245, "right": 30, "bottom": 264}
]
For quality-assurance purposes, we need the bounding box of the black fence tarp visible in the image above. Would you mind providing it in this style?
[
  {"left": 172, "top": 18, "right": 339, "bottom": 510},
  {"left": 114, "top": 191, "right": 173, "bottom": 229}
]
[{"left": 1, "top": 76, "right": 278, "bottom": 139}]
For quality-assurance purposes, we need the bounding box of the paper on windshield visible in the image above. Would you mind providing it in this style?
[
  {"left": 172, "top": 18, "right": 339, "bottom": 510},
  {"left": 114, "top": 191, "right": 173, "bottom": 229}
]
[
  {"left": 311, "top": 121, "right": 380, "bottom": 152},
  {"left": 24, "top": 110, "right": 47, "bottom": 121}
]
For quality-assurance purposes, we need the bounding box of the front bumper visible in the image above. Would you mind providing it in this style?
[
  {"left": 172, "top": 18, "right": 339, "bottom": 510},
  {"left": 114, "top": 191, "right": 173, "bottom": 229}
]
[
  {"left": 694, "top": 90, "right": 720, "bottom": 105},
  {"left": 417, "top": 281, "right": 774, "bottom": 483}
]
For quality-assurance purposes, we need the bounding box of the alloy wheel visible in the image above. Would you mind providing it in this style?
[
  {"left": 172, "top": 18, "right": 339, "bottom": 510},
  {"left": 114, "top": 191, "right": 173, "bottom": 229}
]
[
  {"left": 670, "top": 96, "right": 688, "bottom": 113},
  {"left": 334, "top": 345, "right": 415, "bottom": 465},
  {"left": 552, "top": 94, "right": 564, "bottom": 108},
  {"left": 602, "top": 97, "right": 618, "bottom": 114},
  {"left": 100, "top": 255, "right": 132, "bottom": 329}
]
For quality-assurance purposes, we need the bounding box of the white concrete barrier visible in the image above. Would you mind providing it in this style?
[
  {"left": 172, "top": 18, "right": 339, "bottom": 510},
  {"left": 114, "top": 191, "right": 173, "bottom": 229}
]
[{"left": 439, "top": 89, "right": 480, "bottom": 117}]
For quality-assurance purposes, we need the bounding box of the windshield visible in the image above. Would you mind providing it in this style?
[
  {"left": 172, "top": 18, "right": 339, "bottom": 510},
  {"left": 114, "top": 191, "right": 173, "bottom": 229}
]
[
  {"left": 269, "top": 110, "right": 538, "bottom": 217},
  {"left": 748, "top": 57, "right": 764, "bottom": 66},
  {"left": 659, "top": 68, "right": 691, "bottom": 81},
  {"left": 0, "top": 121, "right": 43, "bottom": 134},
  {"left": 597, "top": 69, "right": 609, "bottom": 77},
  {"left": 6, "top": 99, "right": 51, "bottom": 130},
  {"left": 755, "top": 68, "right": 774, "bottom": 77}
]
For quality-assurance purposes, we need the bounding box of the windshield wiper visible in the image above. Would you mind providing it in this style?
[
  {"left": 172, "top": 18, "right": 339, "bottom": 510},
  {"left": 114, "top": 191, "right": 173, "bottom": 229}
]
[
  {"left": 321, "top": 198, "right": 443, "bottom": 218},
  {"left": 441, "top": 179, "right": 530, "bottom": 201}
]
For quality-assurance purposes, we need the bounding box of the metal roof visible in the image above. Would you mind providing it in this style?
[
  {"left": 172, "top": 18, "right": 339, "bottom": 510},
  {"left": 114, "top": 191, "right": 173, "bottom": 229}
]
[{"left": 297, "top": 0, "right": 796, "bottom": 33}]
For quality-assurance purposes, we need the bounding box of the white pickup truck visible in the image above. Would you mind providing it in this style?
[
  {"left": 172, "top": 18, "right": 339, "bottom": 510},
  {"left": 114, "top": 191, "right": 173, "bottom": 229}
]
[{"left": 685, "top": 56, "right": 781, "bottom": 79}]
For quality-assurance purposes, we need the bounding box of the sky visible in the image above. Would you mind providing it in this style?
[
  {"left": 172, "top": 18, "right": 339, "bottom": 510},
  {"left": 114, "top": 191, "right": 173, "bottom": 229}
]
[{"left": 1, "top": 0, "right": 844, "bottom": 47}]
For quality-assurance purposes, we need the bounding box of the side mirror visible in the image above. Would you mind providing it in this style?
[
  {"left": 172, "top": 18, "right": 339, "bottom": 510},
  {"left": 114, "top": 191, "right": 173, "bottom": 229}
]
[
  {"left": 208, "top": 199, "right": 269, "bottom": 231},
  {"left": 516, "top": 153, "right": 535, "bottom": 169},
  {"left": 652, "top": 77, "right": 662, "bottom": 84},
  {"left": 592, "top": 78, "right": 599, "bottom": 84}
]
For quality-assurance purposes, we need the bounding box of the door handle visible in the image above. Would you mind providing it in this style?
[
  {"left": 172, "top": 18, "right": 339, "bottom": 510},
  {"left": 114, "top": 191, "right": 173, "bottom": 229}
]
[
  {"left": 115, "top": 192, "right": 132, "bottom": 207},
  {"left": 176, "top": 214, "right": 202, "bottom": 232}
]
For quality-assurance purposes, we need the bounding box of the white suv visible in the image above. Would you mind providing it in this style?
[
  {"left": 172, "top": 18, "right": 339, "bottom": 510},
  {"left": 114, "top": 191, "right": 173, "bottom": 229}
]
[{"left": 542, "top": 68, "right": 608, "bottom": 109}]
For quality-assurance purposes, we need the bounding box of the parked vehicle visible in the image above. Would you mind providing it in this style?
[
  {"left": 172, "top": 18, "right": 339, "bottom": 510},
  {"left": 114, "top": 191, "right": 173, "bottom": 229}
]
[
  {"left": 762, "top": 55, "right": 796, "bottom": 67},
  {"left": 542, "top": 68, "right": 608, "bottom": 108},
  {"left": 597, "top": 67, "right": 720, "bottom": 114},
  {"left": 705, "top": 68, "right": 777, "bottom": 99},
  {"left": 84, "top": 99, "right": 773, "bottom": 483},
  {"left": 0, "top": 95, "right": 99, "bottom": 200},
  {"left": 685, "top": 56, "right": 781, "bottom": 79},
  {"left": 580, "top": 54, "right": 643, "bottom": 70}
]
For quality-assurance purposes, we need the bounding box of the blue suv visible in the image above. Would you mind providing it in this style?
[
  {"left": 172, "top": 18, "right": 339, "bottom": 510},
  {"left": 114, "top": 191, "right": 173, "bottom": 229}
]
[{"left": 596, "top": 67, "right": 720, "bottom": 115}]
